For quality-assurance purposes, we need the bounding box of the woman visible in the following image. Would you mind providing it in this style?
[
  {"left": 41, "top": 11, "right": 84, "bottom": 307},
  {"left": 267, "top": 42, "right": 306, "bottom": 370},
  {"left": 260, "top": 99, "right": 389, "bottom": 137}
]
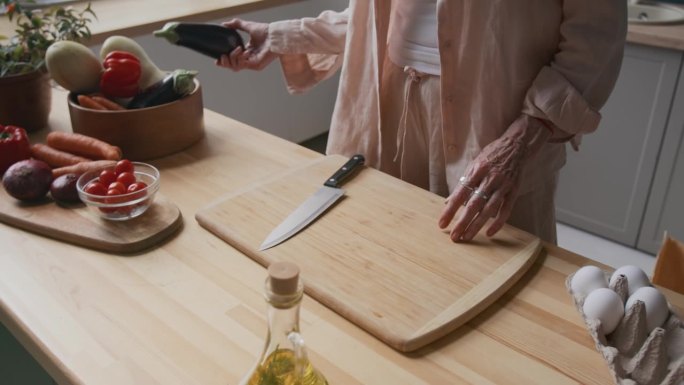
[{"left": 218, "top": 1, "right": 627, "bottom": 244}]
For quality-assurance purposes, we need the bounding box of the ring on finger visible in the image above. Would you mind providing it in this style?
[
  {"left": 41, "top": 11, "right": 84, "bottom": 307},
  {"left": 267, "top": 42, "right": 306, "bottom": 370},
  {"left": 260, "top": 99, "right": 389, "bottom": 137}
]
[
  {"left": 472, "top": 188, "right": 490, "bottom": 201},
  {"left": 458, "top": 176, "right": 474, "bottom": 191}
]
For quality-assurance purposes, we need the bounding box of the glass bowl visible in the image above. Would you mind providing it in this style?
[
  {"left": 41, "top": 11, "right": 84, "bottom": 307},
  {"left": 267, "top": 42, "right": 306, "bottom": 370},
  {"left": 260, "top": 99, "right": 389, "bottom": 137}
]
[{"left": 76, "top": 162, "right": 160, "bottom": 221}]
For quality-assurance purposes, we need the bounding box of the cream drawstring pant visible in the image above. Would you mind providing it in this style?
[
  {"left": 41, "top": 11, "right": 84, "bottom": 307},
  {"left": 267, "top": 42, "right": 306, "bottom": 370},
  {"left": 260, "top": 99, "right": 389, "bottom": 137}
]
[{"left": 379, "top": 60, "right": 558, "bottom": 243}]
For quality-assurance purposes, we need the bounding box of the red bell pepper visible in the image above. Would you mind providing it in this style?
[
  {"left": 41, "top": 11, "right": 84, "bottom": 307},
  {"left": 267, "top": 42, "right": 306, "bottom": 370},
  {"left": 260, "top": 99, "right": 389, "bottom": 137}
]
[
  {"left": 99, "top": 51, "right": 142, "bottom": 98},
  {"left": 0, "top": 125, "right": 32, "bottom": 176}
]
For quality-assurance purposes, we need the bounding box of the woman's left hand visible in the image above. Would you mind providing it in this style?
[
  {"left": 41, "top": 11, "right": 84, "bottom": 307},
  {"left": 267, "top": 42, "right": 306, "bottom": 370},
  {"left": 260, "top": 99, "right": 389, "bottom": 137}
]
[{"left": 438, "top": 114, "right": 552, "bottom": 241}]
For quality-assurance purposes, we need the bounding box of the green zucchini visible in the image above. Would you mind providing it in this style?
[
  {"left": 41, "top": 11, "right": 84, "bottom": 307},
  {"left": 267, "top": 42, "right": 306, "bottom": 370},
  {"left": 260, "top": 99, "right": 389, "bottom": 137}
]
[
  {"left": 127, "top": 69, "right": 198, "bottom": 109},
  {"left": 153, "top": 22, "right": 244, "bottom": 60}
]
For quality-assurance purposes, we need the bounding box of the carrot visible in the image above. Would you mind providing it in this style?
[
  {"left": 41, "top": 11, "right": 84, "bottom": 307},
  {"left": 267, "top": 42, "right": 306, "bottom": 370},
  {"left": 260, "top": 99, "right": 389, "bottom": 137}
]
[
  {"left": 77, "top": 94, "right": 107, "bottom": 110},
  {"left": 91, "top": 95, "right": 125, "bottom": 111},
  {"left": 30, "top": 143, "right": 91, "bottom": 167},
  {"left": 52, "top": 160, "right": 117, "bottom": 178},
  {"left": 47, "top": 131, "right": 122, "bottom": 161}
]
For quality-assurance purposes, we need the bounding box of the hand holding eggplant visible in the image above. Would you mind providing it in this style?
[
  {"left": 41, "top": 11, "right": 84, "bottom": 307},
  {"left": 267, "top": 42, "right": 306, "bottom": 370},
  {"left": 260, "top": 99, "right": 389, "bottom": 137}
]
[
  {"left": 217, "top": 19, "right": 278, "bottom": 72},
  {"left": 154, "top": 21, "right": 244, "bottom": 60}
]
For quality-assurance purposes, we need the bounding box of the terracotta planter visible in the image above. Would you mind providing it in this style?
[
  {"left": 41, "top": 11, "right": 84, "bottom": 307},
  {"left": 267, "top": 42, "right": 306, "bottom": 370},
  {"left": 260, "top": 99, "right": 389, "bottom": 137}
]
[{"left": 0, "top": 70, "right": 52, "bottom": 132}]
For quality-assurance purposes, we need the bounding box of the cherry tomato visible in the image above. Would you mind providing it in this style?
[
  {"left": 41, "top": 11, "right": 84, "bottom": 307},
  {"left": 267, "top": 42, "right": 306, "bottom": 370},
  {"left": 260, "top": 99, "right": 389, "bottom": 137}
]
[
  {"left": 107, "top": 188, "right": 133, "bottom": 214},
  {"left": 127, "top": 181, "right": 147, "bottom": 193},
  {"left": 108, "top": 182, "right": 126, "bottom": 193},
  {"left": 116, "top": 171, "right": 137, "bottom": 187},
  {"left": 84, "top": 181, "right": 107, "bottom": 196},
  {"left": 99, "top": 169, "right": 117, "bottom": 186},
  {"left": 114, "top": 159, "right": 134, "bottom": 176},
  {"left": 127, "top": 181, "right": 148, "bottom": 201},
  {"left": 99, "top": 189, "right": 120, "bottom": 213}
]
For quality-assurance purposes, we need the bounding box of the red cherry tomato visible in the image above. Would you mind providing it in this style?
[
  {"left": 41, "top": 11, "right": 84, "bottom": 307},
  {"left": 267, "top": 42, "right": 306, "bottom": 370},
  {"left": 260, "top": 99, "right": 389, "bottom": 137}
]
[
  {"left": 127, "top": 181, "right": 147, "bottom": 193},
  {"left": 99, "top": 169, "right": 117, "bottom": 186},
  {"left": 127, "top": 181, "right": 148, "bottom": 201},
  {"left": 108, "top": 182, "right": 126, "bottom": 193},
  {"left": 114, "top": 159, "right": 134, "bottom": 176},
  {"left": 84, "top": 181, "right": 107, "bottom": 196},
  {"left": 98, "top": 189, "right": 125, "bottom": 214},
  {"left": 108, "top": 188, "right": 133, "bottom": 214},
  {"left": 117, "top": 171, "right": 137, "bottom": 187}
]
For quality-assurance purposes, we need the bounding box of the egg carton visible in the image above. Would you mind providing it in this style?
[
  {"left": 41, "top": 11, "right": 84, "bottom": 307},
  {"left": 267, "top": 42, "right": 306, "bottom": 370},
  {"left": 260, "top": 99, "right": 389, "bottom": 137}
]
[{"left": 566, "top": 272, "right": 684, "bottom": 385}]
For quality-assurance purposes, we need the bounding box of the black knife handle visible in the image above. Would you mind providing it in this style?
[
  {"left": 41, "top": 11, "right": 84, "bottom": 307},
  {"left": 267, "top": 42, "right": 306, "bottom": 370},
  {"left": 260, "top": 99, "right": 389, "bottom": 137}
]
[{"left": 324, "top": 154, "right": 365, "bottom": 188}]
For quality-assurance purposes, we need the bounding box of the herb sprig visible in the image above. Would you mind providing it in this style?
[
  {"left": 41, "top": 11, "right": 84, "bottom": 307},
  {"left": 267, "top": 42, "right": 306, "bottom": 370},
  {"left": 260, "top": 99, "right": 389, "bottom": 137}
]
[{"left": 0, "top": 1, "right": 96, "bottom": 76}]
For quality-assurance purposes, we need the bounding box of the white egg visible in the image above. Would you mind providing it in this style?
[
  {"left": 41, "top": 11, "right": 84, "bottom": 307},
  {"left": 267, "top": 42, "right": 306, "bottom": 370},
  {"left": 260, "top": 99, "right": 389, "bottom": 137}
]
[
  {"left": 625, "top": 286, "right": 670, "bottom": 333},
  {"left": 571, "top": 265, "right": 608, "bottom": 297},
  {"left": 583, "top": 288, "right": 625, "bottom": 335},
  {"left": 609, "top": 265, "right": 650, "bottom": 296}
]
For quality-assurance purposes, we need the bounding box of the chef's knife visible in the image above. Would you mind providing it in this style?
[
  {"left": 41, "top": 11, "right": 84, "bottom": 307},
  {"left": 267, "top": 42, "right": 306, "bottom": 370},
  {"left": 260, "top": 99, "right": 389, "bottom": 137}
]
[{"left": 259, "top": 154, "right": 365, "bottom": 251}]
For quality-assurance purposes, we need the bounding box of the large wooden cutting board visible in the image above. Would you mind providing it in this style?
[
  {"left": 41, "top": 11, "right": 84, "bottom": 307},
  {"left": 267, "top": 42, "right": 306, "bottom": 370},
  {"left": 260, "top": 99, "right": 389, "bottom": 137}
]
[
  {"left": 0, "top": 189, "right": 182, "bottom": 254},
  {"left": 196, "top": 155, "right": 541, "bottom": 352}
]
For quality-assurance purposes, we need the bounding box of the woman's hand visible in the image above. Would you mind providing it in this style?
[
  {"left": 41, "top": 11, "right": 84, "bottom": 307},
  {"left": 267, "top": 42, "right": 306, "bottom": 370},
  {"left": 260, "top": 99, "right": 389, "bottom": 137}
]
[
  {"left": 216, "top": 19, "right": 278, "bottom": 71},
  {"left": 438, "top": 114, "right": 552, "bottom": 241}
]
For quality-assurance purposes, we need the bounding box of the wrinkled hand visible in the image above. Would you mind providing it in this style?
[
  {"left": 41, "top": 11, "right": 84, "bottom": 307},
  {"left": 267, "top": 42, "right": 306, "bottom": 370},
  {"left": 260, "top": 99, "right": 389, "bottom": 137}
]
[
  {"left": 438, "top": 115, "right": 552, "bottom": 242},
  {"left": 216, "top": 19, "right": 278, "bottom": 71}
]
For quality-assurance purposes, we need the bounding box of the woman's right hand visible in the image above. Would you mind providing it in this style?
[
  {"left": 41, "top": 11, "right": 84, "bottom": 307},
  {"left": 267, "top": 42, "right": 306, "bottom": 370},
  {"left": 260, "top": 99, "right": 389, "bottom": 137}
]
[{"left": 217, "top": 19, "right": 278, "bottom": 71}]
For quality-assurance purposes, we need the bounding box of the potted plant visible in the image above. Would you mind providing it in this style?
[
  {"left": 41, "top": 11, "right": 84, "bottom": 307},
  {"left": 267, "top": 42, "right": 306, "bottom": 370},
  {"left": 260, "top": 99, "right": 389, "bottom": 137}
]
[{"left": 0, "top": 1, "right": 95, "bottom": 132}]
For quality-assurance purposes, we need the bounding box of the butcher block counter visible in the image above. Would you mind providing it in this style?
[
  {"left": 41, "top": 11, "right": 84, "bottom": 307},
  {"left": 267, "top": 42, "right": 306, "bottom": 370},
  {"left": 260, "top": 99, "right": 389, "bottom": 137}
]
[{"left": 1, "top": 86, "right": 683, "bottom": 385}]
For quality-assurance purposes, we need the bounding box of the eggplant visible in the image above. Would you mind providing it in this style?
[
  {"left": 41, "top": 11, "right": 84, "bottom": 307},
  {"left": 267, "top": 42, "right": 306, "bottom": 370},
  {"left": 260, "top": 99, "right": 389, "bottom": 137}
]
[
  {"left": 154, "top": 22, "right": 244, "bottom": 59},
  {"left": 127, "top": 69, "right": 198, "bottom": 109}
]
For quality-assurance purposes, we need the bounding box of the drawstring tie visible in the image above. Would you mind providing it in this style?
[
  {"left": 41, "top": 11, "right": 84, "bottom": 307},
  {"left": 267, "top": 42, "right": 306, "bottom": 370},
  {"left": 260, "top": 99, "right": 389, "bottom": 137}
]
[{"left": 394, "top": 66, "right": 423, "bottom": 163}]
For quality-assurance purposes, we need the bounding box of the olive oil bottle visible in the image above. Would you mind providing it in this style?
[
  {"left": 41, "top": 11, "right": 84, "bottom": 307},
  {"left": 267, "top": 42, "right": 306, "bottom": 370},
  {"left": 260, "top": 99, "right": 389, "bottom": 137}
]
[{"left": 239, "top": 262, "right": 328, "bottom": 385}]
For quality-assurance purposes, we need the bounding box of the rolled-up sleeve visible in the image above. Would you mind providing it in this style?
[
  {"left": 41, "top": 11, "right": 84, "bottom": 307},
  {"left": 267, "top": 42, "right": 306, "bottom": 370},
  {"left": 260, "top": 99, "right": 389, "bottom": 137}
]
[
  {"left": 269, "top": 9, "right": 350, "bottom": 94},
  {"left": 522, "top": 0, "right": 627, "bottom": 138}
]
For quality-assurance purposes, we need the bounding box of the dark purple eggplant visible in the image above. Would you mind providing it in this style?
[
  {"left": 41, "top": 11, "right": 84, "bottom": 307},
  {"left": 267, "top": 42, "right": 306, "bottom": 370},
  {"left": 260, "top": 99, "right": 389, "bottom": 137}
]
[
  {"left": 153, "top": 22, "right": 244, "bottom": 59},
  {"left": 127, "top": 69, "right": 198, "bottom": 109}
]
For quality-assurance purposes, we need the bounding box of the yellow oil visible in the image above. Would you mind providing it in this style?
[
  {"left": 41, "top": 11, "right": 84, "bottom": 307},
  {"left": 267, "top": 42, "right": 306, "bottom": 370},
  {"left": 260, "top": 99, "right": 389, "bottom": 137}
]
[{"left": 247, "top": 348, "right": 327, "bottom": 385}]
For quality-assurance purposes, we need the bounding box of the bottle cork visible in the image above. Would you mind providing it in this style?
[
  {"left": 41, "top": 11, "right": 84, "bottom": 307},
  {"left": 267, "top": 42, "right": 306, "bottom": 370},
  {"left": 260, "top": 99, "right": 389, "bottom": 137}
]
[{"left": 268, "top": 261, "right": 300, "bottom": 295}]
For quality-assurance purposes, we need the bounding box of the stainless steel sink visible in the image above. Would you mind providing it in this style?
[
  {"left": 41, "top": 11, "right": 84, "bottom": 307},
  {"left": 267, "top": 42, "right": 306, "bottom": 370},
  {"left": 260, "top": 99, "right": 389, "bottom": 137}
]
[{"left": 628, "top": 2, "right": 684, "bottom": 24}]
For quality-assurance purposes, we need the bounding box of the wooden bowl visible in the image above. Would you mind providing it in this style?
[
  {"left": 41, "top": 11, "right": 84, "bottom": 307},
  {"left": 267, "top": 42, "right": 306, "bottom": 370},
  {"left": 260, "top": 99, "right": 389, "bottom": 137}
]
[{"left": 68, "top": 80, "right": 205, "bottom": 161}]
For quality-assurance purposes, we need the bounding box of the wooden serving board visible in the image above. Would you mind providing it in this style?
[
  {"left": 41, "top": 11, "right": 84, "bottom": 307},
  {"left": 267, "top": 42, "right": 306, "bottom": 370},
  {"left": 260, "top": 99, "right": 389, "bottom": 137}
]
[
  {"left": 196, "top": 155, "right": 541, "bottom": 352},
  {"left": 0, "top": 189, "right": 182, "bottom": 254}
]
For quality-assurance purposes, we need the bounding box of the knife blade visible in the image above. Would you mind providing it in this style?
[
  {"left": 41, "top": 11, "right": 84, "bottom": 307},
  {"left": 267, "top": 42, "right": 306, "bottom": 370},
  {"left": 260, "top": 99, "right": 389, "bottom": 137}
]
[{"left": 259, "top": 154, "right": 365, "bottom": 251}]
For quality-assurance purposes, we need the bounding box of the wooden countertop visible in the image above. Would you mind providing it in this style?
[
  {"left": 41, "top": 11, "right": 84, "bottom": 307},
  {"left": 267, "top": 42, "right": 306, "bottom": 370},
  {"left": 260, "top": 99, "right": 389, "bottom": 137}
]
[
  {"left": 1, "top": 0, "right": 684, "bottom": 50},
  {"left": 1, "top": 87, "right": 683, "bottom": 385}
]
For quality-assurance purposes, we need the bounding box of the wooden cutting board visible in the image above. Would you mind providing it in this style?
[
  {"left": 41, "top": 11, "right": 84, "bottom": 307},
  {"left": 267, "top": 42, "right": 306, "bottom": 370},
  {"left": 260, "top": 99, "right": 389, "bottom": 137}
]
[
  {"left": 196, "top": 155, "right": 541, "bottom": 352},
  {"left": 0, "top": 189, "right": 182, "bottom": 254}
]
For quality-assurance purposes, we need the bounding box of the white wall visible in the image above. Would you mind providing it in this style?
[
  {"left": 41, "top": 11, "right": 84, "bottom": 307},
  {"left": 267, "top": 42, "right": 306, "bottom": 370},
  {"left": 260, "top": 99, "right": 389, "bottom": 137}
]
[{"left": 93, "top": 0, "right": 345, "bottom": 143}]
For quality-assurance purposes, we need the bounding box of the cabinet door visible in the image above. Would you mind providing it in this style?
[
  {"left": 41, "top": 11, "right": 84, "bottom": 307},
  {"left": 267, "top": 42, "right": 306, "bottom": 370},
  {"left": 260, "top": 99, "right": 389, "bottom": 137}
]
[
  {"left": 638, "top": 61, "right": 684, "bottom": 254},
  {"left": 555, "top": 44, "right": 682, "bottom": 247}
]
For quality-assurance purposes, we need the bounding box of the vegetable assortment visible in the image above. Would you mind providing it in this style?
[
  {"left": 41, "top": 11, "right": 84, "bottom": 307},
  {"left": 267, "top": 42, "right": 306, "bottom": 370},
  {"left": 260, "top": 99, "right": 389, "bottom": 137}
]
[
  {"left": 1, "top": 124, "right": 124, "bottom": 204},
  {"left": 45, "top": 36, "right": 199, "bottom": 111}
]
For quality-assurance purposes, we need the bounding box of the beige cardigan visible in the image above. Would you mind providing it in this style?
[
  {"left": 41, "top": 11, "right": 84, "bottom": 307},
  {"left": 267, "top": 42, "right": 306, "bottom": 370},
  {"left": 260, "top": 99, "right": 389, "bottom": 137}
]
[{"left": 268, "top": 0, "right": 627, "bottom": 194}]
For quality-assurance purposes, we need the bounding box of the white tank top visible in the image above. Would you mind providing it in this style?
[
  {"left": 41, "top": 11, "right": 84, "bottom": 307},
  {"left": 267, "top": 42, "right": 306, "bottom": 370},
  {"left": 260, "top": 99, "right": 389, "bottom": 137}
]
[{"left": 388, "top": 0, "right": 441, "bottom": 76}]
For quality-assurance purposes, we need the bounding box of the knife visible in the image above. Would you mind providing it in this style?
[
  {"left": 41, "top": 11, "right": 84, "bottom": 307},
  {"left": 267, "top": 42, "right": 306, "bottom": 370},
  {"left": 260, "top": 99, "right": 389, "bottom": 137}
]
[{"left": 259, "top": 154, "right": 365, "bottom": 251}]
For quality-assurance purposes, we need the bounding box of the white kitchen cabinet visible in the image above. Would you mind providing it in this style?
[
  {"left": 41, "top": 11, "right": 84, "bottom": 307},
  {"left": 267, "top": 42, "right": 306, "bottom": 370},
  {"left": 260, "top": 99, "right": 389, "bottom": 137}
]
[
  {"left": 556, "top": 43, "right": 684, "bottom": 253},
  {"left": 638, "top": 62, "right": 684, "bottom": 254}
]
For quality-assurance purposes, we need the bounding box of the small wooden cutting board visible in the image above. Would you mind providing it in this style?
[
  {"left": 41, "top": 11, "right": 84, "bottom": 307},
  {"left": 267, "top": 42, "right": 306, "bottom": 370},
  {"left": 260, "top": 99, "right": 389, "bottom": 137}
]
[
  {"left": 0, "top": 189, "right": 182, "bottom": 254},
  {"left": 196, "top": 155, "right": 541, "bottom": 352}
]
